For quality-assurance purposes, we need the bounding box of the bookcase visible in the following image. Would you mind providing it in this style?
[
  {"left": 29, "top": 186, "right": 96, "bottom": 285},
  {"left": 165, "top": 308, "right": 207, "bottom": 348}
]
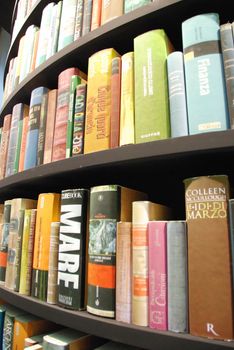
[{"left": 0, "top": 0, "right": 234, "bottom": 349}]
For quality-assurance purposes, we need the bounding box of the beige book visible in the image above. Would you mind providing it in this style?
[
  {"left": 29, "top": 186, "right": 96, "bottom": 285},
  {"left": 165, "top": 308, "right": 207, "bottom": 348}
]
[
  {"left": 101, "top": 0, "right": 124, "bottom": 25},
  {"left": 47, "top": 222, "right": 60, "bottom": 304}
]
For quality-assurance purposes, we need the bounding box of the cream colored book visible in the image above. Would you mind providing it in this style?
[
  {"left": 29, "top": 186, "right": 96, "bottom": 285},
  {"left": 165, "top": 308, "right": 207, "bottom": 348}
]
[{"left": 47, "top": 222, "right": 60, "bottom": 304}]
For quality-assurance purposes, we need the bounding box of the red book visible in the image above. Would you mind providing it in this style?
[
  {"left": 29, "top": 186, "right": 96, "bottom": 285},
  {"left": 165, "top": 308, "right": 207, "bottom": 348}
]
[
  {"left": 110, "top": 56, "right": 121, "bottom": 148},
  {"left": 0, "top": 114, "right": 12, "bottom": 179},
  {"left": 18, "top": 114, "right": 29, "bottom": 172},
  {"left": 91, "top": 0, "right": 102, "bottom": 31},
  {"left": 44, "top": 89, "right": 57, "bottom": 164}
]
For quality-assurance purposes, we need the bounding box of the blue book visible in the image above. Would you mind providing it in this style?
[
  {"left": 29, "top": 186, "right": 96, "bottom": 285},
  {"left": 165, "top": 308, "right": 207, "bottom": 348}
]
[
  {"left": 167, "top": 51, "right": 188, "bottom": 137},
  {"left": 24, "top": 87, "right": 48, "bottom": 170},
  {"left": 182, "top": 13, "right": 229, "bottom": 134}
]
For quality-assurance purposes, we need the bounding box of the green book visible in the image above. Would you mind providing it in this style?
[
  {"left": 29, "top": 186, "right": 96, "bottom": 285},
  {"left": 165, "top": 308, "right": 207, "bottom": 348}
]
[
  {"left": 134, "top": 29, "right": 172, "bottom": 143},
  {"left": 124, "top": 0, "right": 152, "bottom": 13}
]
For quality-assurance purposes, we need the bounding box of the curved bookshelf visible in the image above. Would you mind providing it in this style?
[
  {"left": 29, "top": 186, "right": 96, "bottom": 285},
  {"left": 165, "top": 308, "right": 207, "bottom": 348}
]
[{"left": 0, "top": 285, "right": 233, "bottom": 350}]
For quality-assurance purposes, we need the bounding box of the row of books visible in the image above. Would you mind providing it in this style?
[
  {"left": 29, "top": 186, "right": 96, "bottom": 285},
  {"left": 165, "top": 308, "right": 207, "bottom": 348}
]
[
  {"left": 5, "top": 0, "right": 154, "bottom": 103},
  {"left": 0, "top": 175, "right": 234, "bottom": 341}
]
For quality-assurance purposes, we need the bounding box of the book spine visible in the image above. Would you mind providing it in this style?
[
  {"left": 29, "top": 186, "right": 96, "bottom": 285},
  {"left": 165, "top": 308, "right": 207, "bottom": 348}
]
[
  {"left": 72, "top": 83, "right": 87, "bottom": 156},
  {"left": 46, "top": 1, "right": 62, "bottom": 59},
  {"left": 116, "top": 222, "right": 132, "bottom": 323},
  {"left": 14, "top": 106, "right": 29, "bottom": 173},
  {"left": 43, "top": 89, "right": 57, "bottom": 164},
  {"left": 110, "top": 57, "right": 121, "bottom": 148},
  {"left": 119, "top": 52, "right": 135, "bottom": 146},
  {"left": 81, "top": 0, "right": 93, "bottom": 36},
  {"left": 184, "top": 175, "right": 233, "bottom": 339},
  {"left": 30, "top": 29, "right": 39, "bottom": 73},
  {"left": 167, "top": 221, "right": 188, "bottom": 333},
  {"left": 57, "top": 0, "right": 77, "bottom": 51},
  {"left": 148, "top": 221, "right": 167, "bottom": 330},
  {"left": 37, "top": 90, "right": 49, "bottom": 165},
  {"left": 101, "top": 0, "right": 123, "bottom": 25},
  {"left": 74, "top": 0, "right": 84, "bottom": 40},
  {"left": 220, "top": 23, "right": 234, "bottom": 129},
  {"left": 19, "top": 209, "right": 31, "bottom": 295},
  {"left": 3, "top": 314, "right": 14, "bottom": 349},
  {"left": 182, "top": 13, "right": 229, "bottom": 134},
  {"left": 58, "top": 189, "right": 89, "bottom": 310},
  {"left": 47, "top": 222, "right": 60, "bottom": 304},
  {"left": 0, "top": 201, "right": 12, "bottom": 284},
  {"left": 167, "top": 51, "right": 188, "bottom": 137},
  {"left": 124, "top": 0, "right": 151, "bottom": 13},
  {"left": 0, "top": 114, "right": 12, "bottom": 179},
  {"left": 18, "top": 112, "right": 29, "bottom": 172},
  {"left": 91, "top": 0, "right": 102, "bottom": 31}
]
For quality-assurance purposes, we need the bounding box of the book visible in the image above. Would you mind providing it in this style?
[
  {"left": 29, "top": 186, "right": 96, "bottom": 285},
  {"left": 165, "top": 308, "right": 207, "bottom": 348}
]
[
  {"left": 116, "top": 222, "right": 132, "bottom": 323},
  {"left": 182, "top": 13, "right": 229, "bottom": 134},
  {"left": 57, "top": 0, "right": 77, "bottom": 51},
  {"left": 72, "top": 83, "right": 87, "bottom": 156},
  {"left": 2, "top": 305, "right": 25, "bottom": 350},
  {"left": 124, "top": 0, "right": 151, "bottom": 13},
  {"left": 84, "top": 48, "right": 119, "bottom": 154},
  {"left": 132, "top": 201, "right": 171, "bottom": 327},
  {"left": 19, "top": 209, "right": 37, "bottom": 296},
  {"left": 119, "top": 52, "right": 135, "bottom": 146},
  {"left": 37, "top": 89, "right": 49, "bottom": 165},
  {"left": 184, "top": 175, "right": 233, "bottom": 340},
  {"left": 110, "top": 56, "right": 121, "bottom": 148},
  {"left": 74, "top": 0, "right": 84, "bottom": 40},
  {"left": 81, "top": 0, "right": 93, "bottom": 36},
  {"left": 5, "top": 198, "right": 37, "bottom": 291},
  {"left": 0, "top": 304, "right": 6, "bottom": 348},
  {"left": 18, "top": 113, "right": 29, "bottom": 172},
  {"left": 167, "top": 221, "right": 188, "bottom": 333},
  {"left": 32, "top": 193, "right": 61, "bottom": 301},
  {"left": 52, "top": 68, "right": 80, "bottom": 162},
  {"left": 66, "top": 75, "right": 82, "bottom": 158},
  {"left": 46, "top": 1, "right": 62, "bottom": 59},
  {"left": 134, "top": 29, "right": 172, "bottom": 143},
  {"left": 58, "top": 189, "right": 89, "bottom": 310},
  {"left": 220, "top": 23, "right": 234, "bottom": 129},
  {"left": 0, "top": 114, "right": 12, "bottom": 179},
  {"left": 30, "top": 28, "right": 40, "bottom": 73},
  {"left": 43, "top": 89, "right": 57, "bottom": 164},
  {"left": 91, "top": 0, "right": 102, "bottom": 31},
  {"left": 167, "top": 51, "right": 188, "bottom": 137},
  {"left": 14, "top": 34, "right": 25, "bottom": 86},
  {"left": 148, "top": 221, "right": 167, "bottom": 331},
  {"left": 101, "top": 0, "right": 123, "bottom": 25},
  {"left": 24, "top": 87, "right": 49, "bottom": 170},
  {"left": 87, "top": 185, "right": 147, "bottom": 317},
  {"left": 0, "top": 200, "right": 12, "bottom": 284},
  {"left": 47, "top": 222, "right": 60, "bottom": 304}
]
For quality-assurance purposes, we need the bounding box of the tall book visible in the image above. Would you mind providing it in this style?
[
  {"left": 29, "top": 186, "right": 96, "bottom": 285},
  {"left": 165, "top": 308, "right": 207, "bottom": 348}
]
[
  {"left": 91, "top": 0, "right": 102, "bottom": 31},
  {"left": 81, "top": 0, "right": 93, "bottom": 36},
  {"left": 43, "top": 89, "right": 57, "bottom": 164},
  {"left": 47, "top": 222, "right": 60, "bottom": 304},
  {"left": 57, "top": 189, "right": 89, "bottom": 310},
  {"left": 167, "top": 51, "right": 188, "bottom": 137},
  {"left": 32, "top": 193, "right": 61, "bottom": 301},
  {"left": 167, "top": 221, "right": 188, "bottom": 333},
  {"left": 148, "top": 221, "right": 167, "bottom": 331},
  {"left": 2, "top": 305, "right": 25, "bottom": 350},
  {"left": 52, "top": 68, "right": 79, "bottom": 162},
  {"left": 30, "top": 28, "right": 40, "bottom": 73},
  {"left": 184, "top": 175, "right": 233, "bottom": 340},
  {"left": 57, "top": 0, "right": 77, "bottom": 51},
  {"left": 134, "top": 29, "right": 172, "bottom": 143},
  {"left": 24, "top": 87, "right": 49, "bottom": 170},
  {"left": 101, "top": 0, "right": 123, "bottom": 25},
  {"left": 110, "top": 56, "right": 121, "bottom": 149},
  {"left": 116, "top": 222, "right": 132, "bottom": 323},
  {"left": 72, "top": 83, "right": 87, "bottom": 156},
  {"left": 0, "top": 114, "right": 12, "bottom": 179},
  {"left": 46, "top": 1, "right": 62, "bottom": 59},
  {"left": 19, "top": 209, "right": 37, "bottom": 296},
  {"left": 0, "top": 200, "right": 12, "bottom": 284},
  {"left": 84, "top": 48, "right": 119, "bottom": 154},
  {"left": 37, "top": 89, "right": 49, "bottom": 165},
  {"left": 5, "top": 198, "right": 37, "bottom": 291},
  {"left": 87, "top": 185, "right": 147, "bottom": 317},
  {"left": 124, "top": 0, "right": 151, "bottom": 13},
  {"left": 14, "top": 35, "right": 25, "bottom": 86},
  {"left": 120, "top": 52, "right": 135, "bottom": 146},
  {"left": 74, "top": 0, "right": 84, "bottom": 40},
  {"left": 220, "top": 23, "right": 234, "bottom": 129},
  {"left": 18, "top": 113, "right": 29, "bottom": 172},
  {"left": 182, "top": 13, "right": 229, "bottom": 134},
  {"left": 132, "top": 201, "right": 171, "bottom": 327}
]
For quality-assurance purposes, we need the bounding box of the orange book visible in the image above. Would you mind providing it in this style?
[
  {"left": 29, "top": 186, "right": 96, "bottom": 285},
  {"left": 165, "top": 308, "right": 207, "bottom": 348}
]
[
  {"left": 84, "top": 48, "right": 119, "bottom": 154},
  {"left": 30, "top": 29, "right": 40, "bottom": 73},
  {"left": 101, "top": 0, "right": 123, "bottom": 25},
  {"left": 110, "top": 56, "right": 121, "bottom": 148},
  {"left": 0, "top": 114, "right": 12, "bottom": 179},
  {"left": 91, "top": 0, "right": 102, "bottom": 31},
  {"left": 18, "top": 114, "right": 29, "bottom": 172},
  {"left": 43, "top": 89, "right": 57, "bottom": 164},
  {"left": 32, "top": 193, "right": 61, "bottom": 301}
]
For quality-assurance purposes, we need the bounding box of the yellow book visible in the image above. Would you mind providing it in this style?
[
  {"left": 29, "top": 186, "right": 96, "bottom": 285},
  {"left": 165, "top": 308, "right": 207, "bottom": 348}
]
[
  {"left": 84, "top": 48, "right": 119, "bottom": 154},
  {"left": 119, "top": 52, "right": 135, "bottom": 146},
  {"left": 32, "top": 193, "right": 61, "bottom": 301}
]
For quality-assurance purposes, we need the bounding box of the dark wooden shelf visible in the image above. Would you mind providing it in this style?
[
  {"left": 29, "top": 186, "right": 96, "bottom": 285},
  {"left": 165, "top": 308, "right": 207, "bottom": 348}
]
[{"left": 0, "top": 285, "right": 233, "bottom": 350}]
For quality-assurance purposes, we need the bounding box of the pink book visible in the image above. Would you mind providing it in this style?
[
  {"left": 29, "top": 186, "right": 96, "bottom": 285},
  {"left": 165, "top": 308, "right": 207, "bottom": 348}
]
[{"left": 148, "top": 221, "right": 168, "bottom": 330}]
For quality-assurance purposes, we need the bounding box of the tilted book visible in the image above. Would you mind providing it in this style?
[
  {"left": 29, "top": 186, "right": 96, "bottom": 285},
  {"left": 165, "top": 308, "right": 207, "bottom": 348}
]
[
  {"left": 182, "top": 13, "right": 229, "bottom": 134},
  {"left": 47, "top": 222, "right": 60, "bottom": 304},
  {"left": 124, "top": 0, "right": 151, "bottom": 13},
  {"left": 184, "top": 175, "right": 233, "bottom": 340},
  {"left": 167, "top": 51, "right": 188, "bottom": 137},
  {"left": 0, "top": 200, "right": 12, "bottom": 284},
  {"left": 167, "top": 220, "right": 188, "bottom": 333},
  {"left": 0, "top": 114, "right": 12, "bottom": 179},
  {"left": 58, "top": 189, "right": 89, "bottom": 310},
  {"left": 72, "top": 83, "right": 87, "bottom": 156},
  {"left": 87, "top": 185, "right": 147, "bottom": 318},
  {"left": 134, "top": 29, "right": 172, "bottom": 143}
]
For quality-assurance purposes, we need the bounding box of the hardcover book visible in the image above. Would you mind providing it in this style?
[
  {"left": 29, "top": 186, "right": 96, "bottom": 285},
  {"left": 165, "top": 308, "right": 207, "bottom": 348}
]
[
  {"left": 2, "top": 305, "right": 25, "bottom": 350},
  {"left": 58, "top": 0, "right": 77, "bottom": 51},
  {"left": 184, "top": 175, "right": 233, "bottom": 340},
  {"left": 84, "top": 48, "right": 119, "bottom": 154},
  {"left": 110, "top": 56, "right": 121, "bottom": 148},
  {"left": 46, "top": 1, "right": 62, "bottom": 59},
  {"left": 167, "top": 51, "right": 188, "bottom": 137},
  {"left": 18, "top": 114, "right": 29, "bottom": 172},
  {"left": 37, "top": 90, "right": 49, "bottom": 165},
  {"left": 19, "top": 25, "right": 38, "bottom": 82},
  {"left": 101, "top": 0, "right": 123, "bottom": 25},
  {"left": 0, "top": 200, "right": 12, "bottom": 284},
  {"left": 91, "top": 0, "right": 102, "bottom": 31},
  {"left": 47, "top": 222, "right": 60, "bottom": 304},
  {"left": 57, "top": 189, "right": 89, "bottom": 310},
  {"left": 81, "top": 0, "right": 93, "bottom": 36},
  {"left": 43, "top": 89, "right": 57, "bottom": 164},
  {"left": 182, "top": 13, "right": 229, "bottom": 134},
  {"left": 0, "top": 114, "right": 12, "bottom": 179},
  {"left": 87, "top": 185, "right": 147, "bottom": 318},
  {"left": 134, "top": 29, "right": 172, "bottom": 143},
  {"left": 72, "top": 83, "right": 87, "bottom": 156},
  {"left": 74, "top": 0, "right": 84, "bottom": 40},
  {"left": 124, "top": 0, "right": 151, "bottom": 13}
]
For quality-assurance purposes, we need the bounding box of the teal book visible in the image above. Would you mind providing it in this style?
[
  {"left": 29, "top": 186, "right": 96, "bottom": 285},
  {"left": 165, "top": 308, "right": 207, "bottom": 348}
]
[
  {"left": 24, "top": 87, "right": 49, "bottom": 170},
  {"left": 57, "top": 0, "right": 77, "bottom": 51},
  {"left": 0, "top": 304, "right": 6, "bottom": 349},
  {"left": 167, "top": 51, "right": 188, "bottom": 137},
  {"left": 37, "top": 90, "right": 49, "bottom": 165},
  {"left": 82, "top": 0, "right": 93, "bottom": 36},
  {"left": 2, "top": 305, "right": 25, "bottom": 350},
  {"left": 124, "top": 0, "right": 151, "bottom": 13},
  {"left": 182, "top": 13, "right": 229, "bottom": 134}
]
